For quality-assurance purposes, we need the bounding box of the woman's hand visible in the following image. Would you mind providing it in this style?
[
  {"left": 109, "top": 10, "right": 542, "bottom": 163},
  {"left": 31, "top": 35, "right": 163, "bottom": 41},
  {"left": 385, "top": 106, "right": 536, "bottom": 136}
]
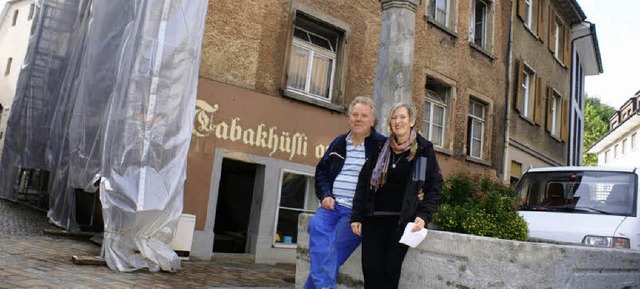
[
  {"left": 351, "top": 222, "right": 362, "bottom": 236},
  {"left": 412, "top": 217, "right": 425, "bottom": 232}
]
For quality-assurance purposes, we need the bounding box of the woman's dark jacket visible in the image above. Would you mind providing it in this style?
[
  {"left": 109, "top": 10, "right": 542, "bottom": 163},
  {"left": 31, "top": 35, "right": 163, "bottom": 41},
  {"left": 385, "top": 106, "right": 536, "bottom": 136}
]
[
  {"left": 314, "top": 128, "right": 386, "bottom": 201},
  {"left": 350, "top": 134, "right": 444, "bottom": 226}
]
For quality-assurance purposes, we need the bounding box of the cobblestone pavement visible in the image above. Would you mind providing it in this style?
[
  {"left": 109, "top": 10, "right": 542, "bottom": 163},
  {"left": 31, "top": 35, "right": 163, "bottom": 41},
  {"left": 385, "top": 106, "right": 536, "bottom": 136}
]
[{"left": 0, "top": 199, "right": 295, "bottom": 289}]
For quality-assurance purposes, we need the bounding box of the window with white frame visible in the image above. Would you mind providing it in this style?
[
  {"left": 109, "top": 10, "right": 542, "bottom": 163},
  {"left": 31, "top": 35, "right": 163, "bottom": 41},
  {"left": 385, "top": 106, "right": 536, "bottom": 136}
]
[
  {"left": 550, "top": 92, "right": 561, "bottom": 137},
  {"left": 467, "top": 99, "right": 485, "bottom": 158},
  {"left": 604, "top": 149, "right": 610, "bottom": 163},
  {"left": 548, "top": 11, "right": 569, "bottom": 66},
  {"left": 275, "top": 171, "right": 318, "bottom": 245},
  {"left": 632, "top": 133, "right": 637, "bottom": 150},
  {"left": 523, "top": 0, "right": 532, "bottom": 28},
  {"left": 286, "top": 13, "right": 342, "bottom": 104},
  {"left": 614, "top": 144, "right": 619, "bottom": 159},
  {"left": 622, "top": 138, "right": 628, "bottom": 155},
  {"left": 520, "top": 66, "right": 535, "bottom": 119},
  {"left": 519, "top": 0, "right": 543, "bottom": 35},
  {"left": 423, "top": 77, "right": 450, "bottom": 147},
  {"left": 470, "top": 0, "right": 492, "bottom": 51},
  {"left": 427, "top": 0, "right": 457, "bottom": 30}
]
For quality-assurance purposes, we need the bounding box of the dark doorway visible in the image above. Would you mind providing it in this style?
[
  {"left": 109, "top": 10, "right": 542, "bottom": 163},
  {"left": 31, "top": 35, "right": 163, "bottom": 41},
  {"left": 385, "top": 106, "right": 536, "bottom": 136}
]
[{"left": 213, "top": 159, "right": 257, "bottom": 253}]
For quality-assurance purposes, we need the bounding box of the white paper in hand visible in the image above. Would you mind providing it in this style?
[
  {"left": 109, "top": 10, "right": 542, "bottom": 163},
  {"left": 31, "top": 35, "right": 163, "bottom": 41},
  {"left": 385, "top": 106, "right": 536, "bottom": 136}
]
[{"left": 399, "top": 222, "right": 428, "bottom": 248}]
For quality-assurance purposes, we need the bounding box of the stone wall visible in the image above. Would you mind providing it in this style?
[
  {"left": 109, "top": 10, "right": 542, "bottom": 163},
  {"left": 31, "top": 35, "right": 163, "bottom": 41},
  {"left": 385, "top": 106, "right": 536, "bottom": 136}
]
[{"left": 296, "top": 214, "right": 640, "bottom": 288}]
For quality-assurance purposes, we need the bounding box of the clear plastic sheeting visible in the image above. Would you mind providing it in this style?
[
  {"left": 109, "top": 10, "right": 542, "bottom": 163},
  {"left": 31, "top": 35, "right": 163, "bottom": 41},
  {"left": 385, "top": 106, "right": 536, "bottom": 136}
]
[{"left": 0, "top": 0, "right": 207, "bottom": 272}]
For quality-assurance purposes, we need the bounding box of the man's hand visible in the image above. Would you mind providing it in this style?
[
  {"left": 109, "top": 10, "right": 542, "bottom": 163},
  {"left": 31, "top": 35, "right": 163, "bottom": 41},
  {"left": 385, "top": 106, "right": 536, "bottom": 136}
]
[
  {"left": 418, "top": 190, "right": 424, "bottom": 201},
  {"left": 350, "top": 222, "right": 362, "bottom": 236},
  {"left": 321, "top": 196, "right": 335, "bottom": 210}
]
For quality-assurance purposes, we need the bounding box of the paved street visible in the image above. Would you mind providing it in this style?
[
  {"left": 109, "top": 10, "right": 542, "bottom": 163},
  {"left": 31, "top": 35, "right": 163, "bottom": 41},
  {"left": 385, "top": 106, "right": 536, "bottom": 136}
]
[{"left": 0, "top": 199, "right": 295, "bottom": 289}]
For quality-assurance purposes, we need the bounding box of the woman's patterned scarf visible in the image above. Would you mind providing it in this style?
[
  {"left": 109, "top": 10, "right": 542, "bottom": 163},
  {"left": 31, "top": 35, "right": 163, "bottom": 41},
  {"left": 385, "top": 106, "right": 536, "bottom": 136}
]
[{"left": 370, "top": 129, "right": 418, "bottom": 191}]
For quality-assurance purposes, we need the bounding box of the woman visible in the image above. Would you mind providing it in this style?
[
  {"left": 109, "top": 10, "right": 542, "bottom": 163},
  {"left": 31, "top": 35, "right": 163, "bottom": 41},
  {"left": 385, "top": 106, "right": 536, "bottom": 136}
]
[{"left": 350, "top": 102, "right": 443, "bottom": 289}]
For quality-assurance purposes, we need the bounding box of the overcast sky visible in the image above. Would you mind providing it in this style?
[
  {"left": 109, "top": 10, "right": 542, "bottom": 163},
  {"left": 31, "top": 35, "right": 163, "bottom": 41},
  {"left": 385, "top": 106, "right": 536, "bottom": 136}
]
[
  {"left": 577, "top": 0, "right": 640, "bottom": 109},
  {"left": 2, "top": 0, "right": 636, "bottom": 109}
]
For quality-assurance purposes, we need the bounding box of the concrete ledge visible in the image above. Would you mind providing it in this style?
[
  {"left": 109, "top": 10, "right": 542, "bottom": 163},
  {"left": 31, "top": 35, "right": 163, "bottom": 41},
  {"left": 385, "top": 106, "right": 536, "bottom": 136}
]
[{"left": 296, "top": 214, "right": 640, "bottom": 288}]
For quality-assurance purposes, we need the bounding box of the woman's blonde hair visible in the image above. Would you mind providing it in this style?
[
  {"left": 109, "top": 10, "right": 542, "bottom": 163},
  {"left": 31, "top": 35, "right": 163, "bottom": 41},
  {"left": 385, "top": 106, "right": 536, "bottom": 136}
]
[{"left": 386, "top": 102, "right": 417, "bottom": 133}]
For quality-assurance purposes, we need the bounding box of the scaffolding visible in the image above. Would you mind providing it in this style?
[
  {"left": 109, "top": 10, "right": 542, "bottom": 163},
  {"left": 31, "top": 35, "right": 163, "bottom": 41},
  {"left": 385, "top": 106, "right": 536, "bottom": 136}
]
[{"left": 0, "top": 0, "right": 208, "bottom": 272}]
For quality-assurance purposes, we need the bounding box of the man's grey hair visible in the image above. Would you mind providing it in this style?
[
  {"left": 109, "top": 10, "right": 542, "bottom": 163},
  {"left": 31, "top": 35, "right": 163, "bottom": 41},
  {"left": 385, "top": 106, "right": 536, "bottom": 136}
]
[{"left": 347, "top": 96, "right": 376, "bottom": 118}]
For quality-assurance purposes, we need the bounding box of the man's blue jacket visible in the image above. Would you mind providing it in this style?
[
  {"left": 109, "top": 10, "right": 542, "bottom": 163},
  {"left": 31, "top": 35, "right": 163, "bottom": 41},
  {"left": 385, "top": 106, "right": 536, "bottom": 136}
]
[{"left": 314, "top": 128, "right": 386, "bottom": 201}]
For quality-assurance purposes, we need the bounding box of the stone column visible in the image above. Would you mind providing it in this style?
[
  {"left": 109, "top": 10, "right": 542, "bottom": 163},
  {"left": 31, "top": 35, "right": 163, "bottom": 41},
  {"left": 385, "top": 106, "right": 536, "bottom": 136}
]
[{"left": 373, "top": 0, "right": 420, "bottom": 132}]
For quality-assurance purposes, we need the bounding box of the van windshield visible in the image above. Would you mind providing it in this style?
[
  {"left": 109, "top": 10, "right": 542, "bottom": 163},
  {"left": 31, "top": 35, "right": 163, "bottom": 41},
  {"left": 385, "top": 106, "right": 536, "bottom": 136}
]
[{"left": 517, "top": 171, "right": 637, "bottom": 217}]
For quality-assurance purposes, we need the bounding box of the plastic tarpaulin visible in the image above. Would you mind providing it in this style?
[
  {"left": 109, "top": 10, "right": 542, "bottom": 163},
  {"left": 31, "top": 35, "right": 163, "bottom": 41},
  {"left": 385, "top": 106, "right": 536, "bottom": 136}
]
[{"left": 0, "top": 0, "right": 207, "bottom": 272}]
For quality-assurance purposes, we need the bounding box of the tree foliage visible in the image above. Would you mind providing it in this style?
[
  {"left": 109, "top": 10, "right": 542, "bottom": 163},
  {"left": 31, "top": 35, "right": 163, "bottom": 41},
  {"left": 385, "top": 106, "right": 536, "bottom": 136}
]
[{"left": 583, "top": 96, "right": 616, "bottom": 165}]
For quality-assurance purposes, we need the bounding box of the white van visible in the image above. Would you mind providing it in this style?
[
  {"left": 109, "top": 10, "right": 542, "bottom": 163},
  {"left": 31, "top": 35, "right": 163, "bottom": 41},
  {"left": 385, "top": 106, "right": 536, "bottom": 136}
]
[{"left": 516, "top": 166, "right": 639, "bottom": 250}]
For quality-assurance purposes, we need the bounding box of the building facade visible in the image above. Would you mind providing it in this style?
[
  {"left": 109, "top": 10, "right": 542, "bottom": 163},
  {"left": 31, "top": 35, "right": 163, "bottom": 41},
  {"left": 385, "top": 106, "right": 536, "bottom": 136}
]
[
  {"left": 504, "top": 0, "right": 600, "bottom": 185},
  {"left": 588, "top": 93, "right": 640, "bottom": 167},
  {"left": 187, "top": 0, "right": 511, "bottom": 263},
  {"left": 0, "top": 0, "right": 36, "bottom": 157},
  {"left": 568, "top": 21, "right": 602, "bottom": 166}
]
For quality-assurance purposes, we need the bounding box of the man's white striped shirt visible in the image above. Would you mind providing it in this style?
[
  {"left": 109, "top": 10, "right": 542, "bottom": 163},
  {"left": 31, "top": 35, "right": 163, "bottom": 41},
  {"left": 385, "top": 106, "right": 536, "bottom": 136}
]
[{"left": 333, "top": 136, "right": 366, "bottom": 208}]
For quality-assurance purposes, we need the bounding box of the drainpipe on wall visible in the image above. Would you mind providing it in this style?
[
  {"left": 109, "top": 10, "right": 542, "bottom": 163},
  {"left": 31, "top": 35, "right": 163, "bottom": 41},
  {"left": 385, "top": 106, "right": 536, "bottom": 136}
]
[{"left": 501, "top": 0, "right": 515, "bottom": 183}]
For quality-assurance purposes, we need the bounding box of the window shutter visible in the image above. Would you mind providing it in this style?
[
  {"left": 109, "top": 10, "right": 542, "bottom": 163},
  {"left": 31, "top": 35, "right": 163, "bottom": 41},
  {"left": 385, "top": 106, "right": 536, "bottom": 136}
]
[
  {"left": 537, "top": 0, "right": 545, "bottom": 40},
  {"left": 515, "top": 59, "right": 524, "bottom": 113},
  {"left": 549, "top": 10, "right": 556, "bottom": 53},
  {"left": 545, "top": 86, "right": 552, "bottom": 132},
  {"left": 561, "top": 98, "right": 569, "bottom": 141},
  {"left": 518, "top": 0, "right": 526, "bottom": 21},
  {"left": 563, "top": 26, "right": 572, "bottom": 67},
  {"left": 534, "top": 76, "right": 542, "bottom": 124}
]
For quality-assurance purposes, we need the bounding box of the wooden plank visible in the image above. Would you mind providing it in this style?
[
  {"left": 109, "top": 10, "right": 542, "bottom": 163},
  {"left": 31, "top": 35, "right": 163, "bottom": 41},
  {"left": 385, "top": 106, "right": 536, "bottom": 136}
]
[{"left": 72, "top": 255, "right": 107, "bottom": 266}]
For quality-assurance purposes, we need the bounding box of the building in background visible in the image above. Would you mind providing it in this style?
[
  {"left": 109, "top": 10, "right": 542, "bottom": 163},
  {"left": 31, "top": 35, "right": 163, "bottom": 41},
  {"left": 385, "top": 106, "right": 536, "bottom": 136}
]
[
  {"left": 587, "top": 92, "right": 640, "bottom": 167},
  {"left": 0, "top": 0, "right": 35, "bottom": 157},
  {"left": 188, "top": 0, "right": 511, "bottom": 263},
  {"left": 504, "top": 0, "right": 601, "bottom": 186},
  {"left": 568, "top": 21, "right": 602, "bottom": 166}
]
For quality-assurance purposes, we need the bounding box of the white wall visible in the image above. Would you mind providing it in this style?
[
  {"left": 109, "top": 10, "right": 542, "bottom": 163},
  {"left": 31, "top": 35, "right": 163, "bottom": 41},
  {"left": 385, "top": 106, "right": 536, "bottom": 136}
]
[
  {"left": 0, "top": 0, "right": 35, "bottom": 156},
  {"left": 598, "top": 128, "right": 640, "bottom": 168}
]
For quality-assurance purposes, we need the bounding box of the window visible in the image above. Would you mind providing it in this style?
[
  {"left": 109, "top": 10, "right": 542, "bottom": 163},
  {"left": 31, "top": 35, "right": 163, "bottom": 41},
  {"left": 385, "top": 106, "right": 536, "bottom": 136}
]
[
  {"left": 275, "top": 171, "right": 318, "bottom": 245},
  {"left": 4, "top": 58, "right": 12, "bottom": 76},
  {"left": 546, "top": 87, "right": 566, "bottom": 140},
  {"left": 604, "top": 149, "right": 610, "bottom": 163},
  {"left": 549, "top": 92, "right": 561, "bottom": 136},
  {"left": 515, "top": 60, "right": 541, "bottom": 123},
  {"left": 548, "top": 9, "right": 571, "bottom": 66},
  {"left": 632, "top": 133, "right": 637, "bottom": 150},
  {"left": 614, "top": 144, "right": 619, "bottom": 159},
  {"left": 518, "top": 0, "right": 544, "bottom": 37},
  {"left": 426, "top": 0, "right": 456, "bottom": 30},
  {"left": 28, "top": 4, "right": 35, "bottom": 20},
  {"left": 622, "top": 139, "right": 628, "bottom": 155},
  {"left": 470, "top": 0, "right": 493, "bottom": 51},
  {"left": 285, "top": 13, "right": 343, "bottom": 105},
  {"left": 12, "top": 10, "right": 18, "bottom": 26},
  {"left": 520, "top": 67, "right": 534, "bottom": 119},
  {"left": 423, "top": 77, "right": 451, "bottom": 147},
  {"left": 553, "top": 20, "right": 561, "bottom": 59},
  {"left": 510, "top": 161, "right": 523, "bottom": 188},
  {"left": 523, "top": 0, "right": 532, "bottom": 27},
  {"left": 467, "top": 99, "right": 485, "bottom": 158}
]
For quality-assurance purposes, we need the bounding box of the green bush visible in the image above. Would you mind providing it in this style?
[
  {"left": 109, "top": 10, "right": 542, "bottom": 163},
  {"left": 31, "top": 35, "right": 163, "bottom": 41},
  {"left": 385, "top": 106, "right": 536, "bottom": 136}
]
[{"left": 432, "top": 172, "right": 528, "bottom": 241}]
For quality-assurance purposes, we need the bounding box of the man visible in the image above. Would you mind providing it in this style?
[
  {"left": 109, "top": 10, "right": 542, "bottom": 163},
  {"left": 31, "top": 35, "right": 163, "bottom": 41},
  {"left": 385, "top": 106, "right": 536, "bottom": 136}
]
[{"left": 305, "top": 96, "right": 385, "bottom": 289}]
